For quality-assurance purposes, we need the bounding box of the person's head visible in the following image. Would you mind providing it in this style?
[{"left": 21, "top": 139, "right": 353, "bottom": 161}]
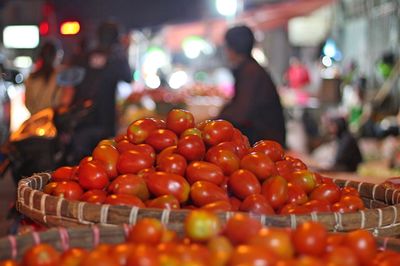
[
  {"left": 224, "top": 25, "right": 254, "bottom": 64},
  {"left": 327, "top": 116, "right": 348, "bottom": 137},
  {"left": 97, "top": 20, "right": 120, "bottom": 50},
  {"left": 32, "top": 40, "right": 61, "bottom": 81}
]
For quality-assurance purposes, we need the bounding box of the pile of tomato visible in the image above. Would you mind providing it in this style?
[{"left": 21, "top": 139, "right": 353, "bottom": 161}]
[
  {"left": 3, "top": 211, "right": 400, "bottom": 266},
  {"left": 44, "top": 108, "right": 365, "bottom": 214}
]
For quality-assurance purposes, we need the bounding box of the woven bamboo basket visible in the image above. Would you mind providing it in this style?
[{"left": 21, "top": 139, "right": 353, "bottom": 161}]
[
  {"left": 1, "top": 224, "right": 400, "bottom": 261},
  {"left": 16, "top": 172, "right": 400, "bottom": 236}
]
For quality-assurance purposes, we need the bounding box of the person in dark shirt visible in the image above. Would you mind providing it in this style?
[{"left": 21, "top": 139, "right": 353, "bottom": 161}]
[{"left": 219, "top": 25, "right": 286, "bottom": 146}]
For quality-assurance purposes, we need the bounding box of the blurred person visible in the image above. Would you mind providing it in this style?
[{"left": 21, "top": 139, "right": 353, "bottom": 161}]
[
  {"left": 284, "top": 56, "right": 310, "bottom": 90},
  {"left": 219, "top": 25, "right": 286, "bottom": 146},
  {"left": 66, "top": 20, "right": 132, "bottom": 163}
]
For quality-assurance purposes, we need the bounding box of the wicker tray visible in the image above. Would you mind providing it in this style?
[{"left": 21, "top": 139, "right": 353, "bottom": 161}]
[{"left": 16, "top": 172, "right": 400, "bottom": 236}]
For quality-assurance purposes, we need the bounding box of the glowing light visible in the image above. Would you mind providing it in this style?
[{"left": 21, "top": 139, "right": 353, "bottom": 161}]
[
  {"left": 143, "top": 47, "right": 168, "bottom": 74},
  {"left": 60, "top": 21, "right": 80, "bottom": 35},
  {"left": 145, "top": 74, "right": 161, "bottom": 89},
  {"left": 39, "top": 21, "right": 49, "bottom": 35},
  {"left": 168, "top": 71, "right": 188, "bottom": 89},
  {"left": 322, "top": 56, "right": 332, "bottom": 67},
  {"left": 216, "top": 0, "right": 238, "bottom": 16},
  {"left": 182, "top": 36, "right": 210, "bottom": 59},
  {"left": 13, "top": 56, "right": 32, "bottom": 69},
  {"left": 3, "top": 25, "right": 39, "bottom": 49}
]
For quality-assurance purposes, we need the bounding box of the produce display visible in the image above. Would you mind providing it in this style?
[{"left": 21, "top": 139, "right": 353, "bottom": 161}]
[
  {"left": 2, "top": 211, "right": 400, "bottom": 266},
  {"left": 45, "top": 108, "right": 365, "bottom": 214}
]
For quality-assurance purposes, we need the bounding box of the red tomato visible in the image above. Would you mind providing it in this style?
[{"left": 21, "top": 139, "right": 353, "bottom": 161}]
[
  {"left": 136, "top": 167, "right": 155, "bottom": 181},
  {"left": 190, "top": 181, "right": 229, "bottom": 207},
  {"left": 205, "top": 146, "right": 240, "bottom": 175},
  {"left": 108, "top": 243, "right": 136, "bottom": 266},
  {"left": 373, "top": 251, "right": 400, "bottom": 266},
  {"left": 293, "top": 256, "right": 325, "bottom": 266},
  {"left": 261, "top": 175, "right": 288, "bottom": 210},
  {"left": 252, "top": 140, "right": 285, "bottom": 162},
  {"left": 52, "top": 181, "right": 83, "bottom": 201},
  {"left": 77, "top": 160, "right": 109, "bottom": 190},
  {"left": 59, "top": 248, "right": 88, "bottom": 266},
  {"left": 240, "top": 194, "right": 275, "bottom": 215},
  {"left": 108, "top": 174, "right": 149, "bottom": 201},
  {"left": 157, "top": 153, "right": 187, "bottom": 176},
  {"left": 186, "top": 161, "right": 224, "bottom": 185},
  {"left": 292, "top": 221, "right": 327, "bottom": 256},
  {"left": 125, "top": 244, "right": 159, "bottom": 266},
  {"left": 43, "top": 182, "right": 59, "bottom": 194},
  {"left": 228, "top": 169, "right": 261, "bottom": 199},
  {"left": 287, "top": 170, "right": 317, "bottom": 194},
  {"left": 207, "top": 236, "right": 234, "bottom": 266},
  {"left": 331, "top": 201, "right": 352, "bottom": 213},
  {"left": 92, "top": 144, "right": 119, "bottom": 179},
  {"left": 345, "top": 229, "right": 377, "bottom": 265},
  {"left": 0, "top": 260, "right": 18, "bottom": 266},
  {"left": 303, "top": 199, "right": 332, "bottom": 213},
  {"left": 180, "top": 127, "right": 202, "bottom": 138},
  {"left": 275, "top": 160, "right": 295, "bottom": 180},
  {"left": 223, "top": 213, "right": 263, "bottom": 245},
  {"left": 80, "top": 189, "right": 107, "bottom": 204},
  {"left": 79, "top": 250, "right": 119, "bottom": 266},
  {"left": 146, "top": 195, "right": 180, "bottom": 209},
  {"left": 286, "top": 183, "right": 308, "bottom": 205},
  {"left": 229, "top": 197, "right": 242, "bottom": 211},
  {"left": 146, "top": 171, "right": 190, "bottom": 203},
  {"left": 127, "top": 118, "right": 160, "bottom": 144},
  {"left": 279, "top": 203, "right": 310, "bottom": 215},
  {"left": 22, "top": 243, "right": 60, "bottom": 266},
  {"left": 115, "top": 139, "right": 136, "bottom": 153},
  {"left": 114, "top": 134, "right": 127, "bottom": 142},
  {"left": 340, "top": 195, "right": 365, "bottom": 211},
  {"left": 131, "top": 143, "right": 156, "bottom": 159},
  {"left": 104, "top": 194, "right": 145, "bottom": 207},
  {"left": 97, "top": 139, "right": 116, "bottom": 147},
  {"left": 128, "top": 218, "right": 164, "bottom": 245},
  {"left": 184, "top": 210, "right": 222, "bottom": 242},
  {"left": 156, "top": 145, "right": 177, "bottom": 165},
  {"left": 166, "top": 109, "right": 195, "bottom": 135},
  {"left": 202, "top": 120, "right": 234, "bottom": 146},
  {"left": 231, "top": 128, "right": 251, "bottom": 156},
  {"left": 52, "top": 166, "right": 76, "bottom": 182},
  {"left": 341, "top": 186, "right": 360, "bottom": 197},
  {"left": 176, "top": 135, "right": 206, "bottom": 161},
  {"left": 116, "top": 150, "right": 154, "bottom": 174},
  {"left": 325, "top": 233, "right": 345, "bottom": 253},
  {"left": 325, "top": 246, "right": 359, "bottom": 266},
  {"left": 284, "top": 156, "right": 307, "bottom": 170},
  {"left": 145, "top": 129, "right": 178, "bottom": 152},
  {"left": 240, "top": 152, "right": 277, "bottom": 181},
  {"left": 201, "top": 200, "right": 232, "bottom": 212},
  {"left": 310, "top": 183, "right": 341, "bottom": 204},
  {"left": 229, "top": 245, "right": 278, "bottom": 266}
]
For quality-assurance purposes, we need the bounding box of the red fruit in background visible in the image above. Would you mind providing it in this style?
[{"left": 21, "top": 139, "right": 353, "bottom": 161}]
[
  {"left": 146, "top": 171, "right": 190, "bottom": 203},
  {"left": 310, "top": 183, "right": 341, "bottom": 204},
  {"left": 117, "top": 150, "right": 154, "bottom": 174},
  {"left": 287, "top": 170, "right": 316, "bottom": 194},
  {"left": 340, "top": 195, "right": 365, "bottom": 211},
  {"left": 292, "top": 221, "right": 327, "bottom": 256},
  {"left": 59, "top": 247, "right": 88, "bottom": 266},
  {"left": 176, "top": 135, "right": 206, "bottom": 161},
  {"left": 345, "top": 229, "right": 377, "bottom": 265},
  {"left": 22, "top": 243, "right": 60, "bottom": 266},
  {"left": 166, "top": 109, "right": 195, "bottom": 135},
  {"left": 145, "top": 129, "right": 178, "bottom": 152},
  {"left": 224, "top": 213, "right": 263, "bottom": 245},
  {"left": 228, "top": 169, "right": 261, "bottom": 200},
  {"left": 303, "top": 199, "right": 331, "bottom": 213},
  {"left": 80, "top": 189, "right": 107, "bottom": 204},
  {"left": 190, "top": 181, "right": 229, "bottom": 207},
  {"left": 240, "top": 152, "right": 277, "bottom": 181},
  {"left": 181, "top": 127, "right": 202, "bottom": 138},
  {"left": 229, "top": 196, "right": 242, "bottom": 211},
  {"left": 230, "top": 245, "right": 278, "bottom": 266},
  {"left": 78, "top": 160, "right": 109, "bottom": 190},
  {"left": 205, "top": 146, "right": 240, "bottom": 175},
  {"left": 184, "top": 210, "right": 222, "bottom": 242},
  {"left": 202, "top": 119, "right": 234, "bottom": 146},
  {"left": 108, "top": 174, "right": 149, "bottom": 201},
  {"left": 127, "top": 118, "right": 160, "bottom": 144},
  {"left": 252, "top": 140, "right": 285, "bottom": 162},
  {"left": 201, "top": 200, "right": 232, "bottom": 212},
  {"left": 128, "top": 218, "right": 164, "bottom": 245},
  {"left": 157, "top": 153, "right": 187, "bottom": 176},
  {"left": 92, "top": 144, "right": 119, "bottom": 179},
  {"left": 52, "top": 166, "right": 76, "bottom": 182},
  {"left": 104, "top": 194, "right": 145, "bottom": 207},
  {"left": 240, "top": 194, "right": 275, "bottom": 215},
  {"left": 279, "top": 203, "right": 309, "bottom": 215},
  {"left": 146, "top": 195, "right": 180, "bottom": 209},
  {"left": 324, "top": 246, "right": 359, "bottom": 266},
  {"left": 125, "top": 245, "right": 158, "bottom": 266},
  {"left": 286, "top": 183, "right": 308, "bottom": 205},
  {"left": 186, "top": 161, "right": 224, "bottom": 185},
  {"left": 52, "top": 181, "right": 83, "bottom": 200},
  {"left": 261, "top": 175, "right": 288, "bottom": 210}
]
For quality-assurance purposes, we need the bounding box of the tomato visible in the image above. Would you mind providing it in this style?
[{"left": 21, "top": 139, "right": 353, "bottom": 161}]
[
  {"left": 202, "top": 120, "right": 234, "bottom": 146},
  {"left": 145, "top": 129, "right": 178, "bottom": 152},
  {"left": 247, "top": 228, "right": 294, "bottom": 260},
  {"left": 136, "top": 167, "right": 155, "bottom": 181},
  {"left": 275, "top": 160, "right": 295, "bottom": 180},
  {"left": 252, "top": 140, "right": 285, "bottom": 162},
  {"left": 80, "top": 189, "right": 107, "bottom": 204},
  {"left": 228, "top": 169, "right": 261, "bottom": 199},
  {"left": 59, "top": 247, "right": 88, "bottom": 266},
  {"left": 176, "top": 135, "right": 206, "bottom": 161},
  {"left": 127, "top": 118, "right": 160, "bottom": 144},
  {"left": 208, "top": 236, "right": 233, "bottom": 266},
  {"left": 52, "top": 181, "right": 83, "bottom": 201},
  {"left": 201, "top": 200, "right": 232, "bottom": 212},
  {"left": 223, "top": 213, "right": 263, "bottom": 245},
  {"left": 22, "top": 243, "right": 60, "bottom": 266},
  {"left": 180, "top": 127, "right": 202, "bottom": 138},
  {"left": 146, "top": 195, "right": 180, "bottom": 209},
  {"left": 126, "top": 244, "right": 159, "bottom": 266},
  {"left": 108, "top": 174, "right": 149, "bottom": 201},
  {"left": 261, "top": 176, "right": 288, "bottom": 210},
  {"left": 303, "top": 199, "right": 331, "bottom": 213},
  {"left": 108, "top": 243, "right": 136, "bottom": 266},
  {"left": 292, "top": 221, "right": 327, "bottom": 256},
  {"left": 240, "top": 194, "right": 275, "bottom": 215},
  {"left": 286, "top": 183, "right": 308, "bottom": 205},
  {"left": 128, "top": 218, "right": 164, "bottom": 245},
  {"left": 43, "top": 182, "right": 59, "bottom": 194},
  {"left": 231, "top": 128, "right": 251, "bottom": 157},
  {"left": 240, "top": 152, "right": 277, "bottom": 181},
  {"left": 79, "top": 250, "right": 119, "bottom": 266},
  {"left": 77, "top": 160, "right": 109, "bottom": 190},
  {"left": 184, "top": 210, "right": 222, "bottom": 242},
  {"left": 287, "top": 170, "right": 316, "bottom": 194},
  {"left": 166, "top": 109, "right": 195, "bottom": 135},
  {"left": 345, "top": 229, "right": 377, "bottom": 265},
  {"left": 284, "top": 156, "right": 307, "bottom": 171},
  {"left": 340, "top": 195, "right": 365, "bottom": 211},
  {"left": 341, "top": 186, "right": 360, "bottom": 197},
  {"left": 92, "top": 144, "right": 119, "bottom": 179},
  {"left": 115, "top": 139, "right": 136, "bottom": 153},
  {"left": 205, "top": 146, "right": 240, "bottom": 175},
  {"left": 279, "top": 203, "right": 309, "bottom": 215},
  {"left": 157, "top": 153, "right": 187, "bottom": 176},
  {"left": 310, "top": 183, "right": 341, "bottom": 204},
  {"left": 325, "top": 233, "right": 345, "bottom": 253},
  {"left": 186, "top": 161, "right": 224, "bottom": 185},
  {"left": 52, "top": 166, "right": 76, "bottom": 182},
  {"left": 229, "top": 197, "right": 242, "bottom": 211},
  {"left": 114, "top": 134, "right": 127, "bottom": 142},
  {"left": 0, "top": 260, "right": 18, "bottom": 266},
  {"left": 156, "top": 145, "right": 177, "bottom": 165},
  {"left": 146, "top": 171, "right": 190, "bottom": 203},
  {"left": 293, "top": 256, "right": 325, "bottom": 266},
  {"left": 325, "top": 245, "right": 359, "bottom": 266},
  {"left": 373, "top": 251, "right": 400, "bottom": 266},
  {"left": 331, "top": 201, "right": 352, "bottom": 213},
  {"left": 104, "top": 194, "right": 145, "bottom": 207},
  {"left": 229, "top": 245, "right": 278, "bottom": 266},
  {"left": 190, "top": 180, "right": 229, "bottom": 207},
  {"left": 116, "top": 150, "right": 154, "bottom": 174}
]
